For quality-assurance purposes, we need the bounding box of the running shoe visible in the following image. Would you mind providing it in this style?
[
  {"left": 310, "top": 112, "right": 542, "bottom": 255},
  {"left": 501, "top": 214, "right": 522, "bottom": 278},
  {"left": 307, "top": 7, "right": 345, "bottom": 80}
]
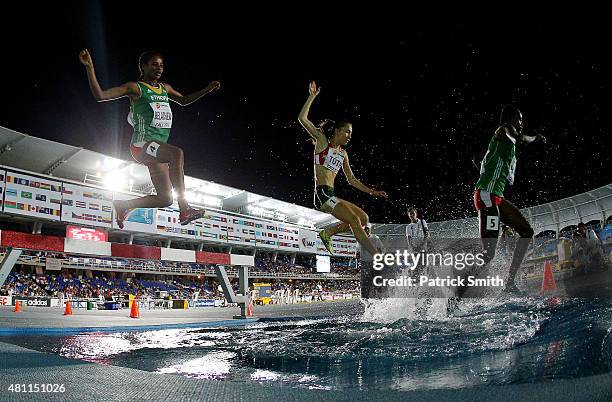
[{"left": 179, "top": 207, "right": 203, "bottom": 225}]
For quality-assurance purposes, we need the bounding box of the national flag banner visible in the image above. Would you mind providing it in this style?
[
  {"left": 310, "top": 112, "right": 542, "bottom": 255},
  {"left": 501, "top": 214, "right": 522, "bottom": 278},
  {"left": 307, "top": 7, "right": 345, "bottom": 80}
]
[
  {"left": 155, "top": 203, "right": 196, "bottom": 240},
  {"left": 3, "top": 172, "right": 61, "bottom": 221},
  {"left": 253, "top": 218, "right": 277, "bottom": 249},
  {"left": 276, "top": 223, "right": 301, "bottom": 251},
  {"left": 83, "top": 191, "right": 112, "bottom": 201},
  {"left": 225, "top": 218, "right": 255, "bottom": 246},
  {"left": 61, "top": 182, "right": 113, "bottom": 228}
]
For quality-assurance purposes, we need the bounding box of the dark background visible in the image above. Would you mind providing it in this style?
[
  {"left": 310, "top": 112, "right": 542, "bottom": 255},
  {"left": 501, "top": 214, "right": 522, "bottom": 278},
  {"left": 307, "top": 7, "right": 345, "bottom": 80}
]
[{"left": 3, "top": 6, "right": 610, "bottom": 223}]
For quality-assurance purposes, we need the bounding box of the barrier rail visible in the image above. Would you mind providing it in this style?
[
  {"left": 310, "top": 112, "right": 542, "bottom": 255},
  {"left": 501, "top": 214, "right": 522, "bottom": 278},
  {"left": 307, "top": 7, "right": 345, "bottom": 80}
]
[{"left": 0, "top": 253, "right": 359, "bottom": 280}]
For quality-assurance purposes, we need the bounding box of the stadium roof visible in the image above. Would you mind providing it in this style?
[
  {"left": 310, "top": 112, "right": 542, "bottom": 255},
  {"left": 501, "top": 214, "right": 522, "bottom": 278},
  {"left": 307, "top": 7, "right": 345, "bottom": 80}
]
[{"left": 0, "top": 126, "right": 338, "bottom": 229}]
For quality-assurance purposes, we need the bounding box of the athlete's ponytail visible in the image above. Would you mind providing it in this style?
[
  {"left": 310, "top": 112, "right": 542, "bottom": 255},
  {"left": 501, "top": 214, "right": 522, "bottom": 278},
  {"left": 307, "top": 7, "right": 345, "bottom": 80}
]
[
  {"left": 138, "top": 50, "right": 163, "bottom": 80},
  {"left": 319, "top": 119, "right": 351, "bottom": 140}
]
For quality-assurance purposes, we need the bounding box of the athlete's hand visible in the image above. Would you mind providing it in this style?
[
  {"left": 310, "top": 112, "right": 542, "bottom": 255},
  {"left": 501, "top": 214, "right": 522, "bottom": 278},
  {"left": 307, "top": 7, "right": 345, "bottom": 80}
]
[
  {"left": 309, "top": 81, "right": 321, "bottom": 97},
  {"left": 205, "top": 81, "right": 221, "bottom": 93},
  {"left": 535, "top": 134, "right": 547, "bottom": 144},
  {"left": 371, "top": 190, "right": 388, "bottom": 198},
  {"left": 79, "top": 49, "right": 93, "bottom": 68}
]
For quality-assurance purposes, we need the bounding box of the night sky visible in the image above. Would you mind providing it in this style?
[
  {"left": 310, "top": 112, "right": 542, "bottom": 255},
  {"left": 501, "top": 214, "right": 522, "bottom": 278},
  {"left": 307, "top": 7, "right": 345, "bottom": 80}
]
[{"left": 4, "top": 6, "right": 610, "bottom": 224}]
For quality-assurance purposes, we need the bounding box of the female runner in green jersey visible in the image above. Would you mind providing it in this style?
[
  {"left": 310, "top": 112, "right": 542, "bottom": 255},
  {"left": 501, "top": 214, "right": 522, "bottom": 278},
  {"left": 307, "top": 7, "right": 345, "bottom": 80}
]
[{"left": 79, "top": 49, "right": 220, "bottom": 228}]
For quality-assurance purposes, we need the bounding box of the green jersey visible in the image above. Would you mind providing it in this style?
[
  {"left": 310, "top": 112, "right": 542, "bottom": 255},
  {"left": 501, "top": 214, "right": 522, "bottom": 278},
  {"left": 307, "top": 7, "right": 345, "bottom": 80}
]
[
  {"left": 475, "top": 130, "right": 517, "bottom": 197},
  {"left": 128, "top": 82, "right": 173, "bottom": 146}
]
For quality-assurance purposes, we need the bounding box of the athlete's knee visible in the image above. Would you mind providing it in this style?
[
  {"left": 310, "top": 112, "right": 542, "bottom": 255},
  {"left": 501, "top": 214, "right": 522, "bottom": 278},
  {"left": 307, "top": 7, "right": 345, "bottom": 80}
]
[
  {"left": 360, "top": 211, "right": 370, "bottom": 226},
  {"left": 167, "top": 146, "right": 184, "bottom": 163},
  {"left": 174, "top": 147, "right": 184, "bottom": 163}
]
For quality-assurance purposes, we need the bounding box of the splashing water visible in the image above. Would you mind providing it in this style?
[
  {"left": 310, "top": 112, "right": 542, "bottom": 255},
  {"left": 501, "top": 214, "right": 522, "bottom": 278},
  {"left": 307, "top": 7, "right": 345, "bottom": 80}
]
[{"left": 4, "top": 297, "right": 611, "bottom": 391}]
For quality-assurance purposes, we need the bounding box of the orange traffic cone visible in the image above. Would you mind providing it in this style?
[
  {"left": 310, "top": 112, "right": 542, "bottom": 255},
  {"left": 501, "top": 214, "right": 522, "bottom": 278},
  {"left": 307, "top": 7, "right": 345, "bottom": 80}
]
[
  {"left": 130, "top": 297, "right": 140, "bottom": 319},
  {"left": 63, "top": 300, "right": 72, "bottom": 316},
  {"left": 14, "top": 300, "right": 21, "bottom": 313},
  {"left": 541, "top": 260, "right": 557, "bottom": 294}
]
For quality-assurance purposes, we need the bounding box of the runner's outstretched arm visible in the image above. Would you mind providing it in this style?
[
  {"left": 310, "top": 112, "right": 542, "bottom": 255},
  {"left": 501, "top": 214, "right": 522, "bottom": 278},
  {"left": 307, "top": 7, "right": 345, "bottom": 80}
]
[
  {"left": 164, "top": 81, "right": 221, "bottom": 106},
  {"left": 342, "top": 153, "right": 388, "bottom": 198},
  {"left": 518, "top": 133, "right": 547, "bottom": 145},
  {"left": 298, "top": 81, "right": 327, "bottom": 144},
  {"left": 79, "top": 49, "right": 138, "bottom": 102}
]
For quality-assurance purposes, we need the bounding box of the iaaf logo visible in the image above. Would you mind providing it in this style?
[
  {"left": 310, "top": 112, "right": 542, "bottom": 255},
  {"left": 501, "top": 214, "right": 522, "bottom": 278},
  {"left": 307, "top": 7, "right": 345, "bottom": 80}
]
[{"left": 302, "top": 238, "right": 315, "bottom": 248}]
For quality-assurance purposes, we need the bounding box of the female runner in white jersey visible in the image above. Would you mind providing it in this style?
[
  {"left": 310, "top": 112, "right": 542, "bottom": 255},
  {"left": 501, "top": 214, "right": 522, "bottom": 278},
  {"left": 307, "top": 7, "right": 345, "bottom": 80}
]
[{"left": 298, "top": 81, "right": 388, "bottom": 256}]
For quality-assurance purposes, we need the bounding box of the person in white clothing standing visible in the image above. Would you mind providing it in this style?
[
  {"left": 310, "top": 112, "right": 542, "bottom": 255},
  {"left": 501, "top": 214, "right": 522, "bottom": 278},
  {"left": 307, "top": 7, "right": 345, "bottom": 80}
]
[{"left": 406, "top": 207, "right": 431, "bottom": 251}]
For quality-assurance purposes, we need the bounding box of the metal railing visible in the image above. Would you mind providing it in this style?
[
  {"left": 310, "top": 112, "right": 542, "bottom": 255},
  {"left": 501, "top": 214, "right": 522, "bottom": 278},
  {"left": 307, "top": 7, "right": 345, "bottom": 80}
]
[{"left": 0, "top": 253, "right": 359, "bottom": 281}]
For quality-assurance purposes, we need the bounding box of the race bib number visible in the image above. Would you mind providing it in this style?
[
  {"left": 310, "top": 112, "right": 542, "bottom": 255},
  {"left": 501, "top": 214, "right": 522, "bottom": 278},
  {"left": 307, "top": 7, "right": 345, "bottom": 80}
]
[
  {"left": 145, "top": 142, "right": 160, "bottom": 158},
  {"left": 323, "top": 148, "right": 345, "bottom": 174},
  {"left": 149, "top": 102, "right": 173, "bottom": 129},
  {"left": 486, "top": 215, "right": 500, "bottom": 231}
]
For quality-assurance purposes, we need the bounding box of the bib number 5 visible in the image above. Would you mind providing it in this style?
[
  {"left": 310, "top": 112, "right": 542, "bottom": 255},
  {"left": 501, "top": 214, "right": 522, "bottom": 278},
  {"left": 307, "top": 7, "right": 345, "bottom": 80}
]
[{"left": 486, "top": 215, "right": 500, "bottom": 231}]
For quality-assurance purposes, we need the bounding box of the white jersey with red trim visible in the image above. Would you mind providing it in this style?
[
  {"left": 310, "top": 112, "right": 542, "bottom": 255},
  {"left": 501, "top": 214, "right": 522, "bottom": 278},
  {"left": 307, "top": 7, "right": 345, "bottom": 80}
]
[{"left": 314, "top": 145, "right": 345, "bottom": 174}]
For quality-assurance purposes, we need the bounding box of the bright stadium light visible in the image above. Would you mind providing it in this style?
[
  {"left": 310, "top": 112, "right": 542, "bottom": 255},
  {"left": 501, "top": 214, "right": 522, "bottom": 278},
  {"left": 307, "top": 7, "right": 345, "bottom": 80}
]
[
  {"left": 103, "top": 171, "right": 128, "bottom": 191},
  {"left": 102, "top": 157, "right": 123, "bottom": 171}
]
